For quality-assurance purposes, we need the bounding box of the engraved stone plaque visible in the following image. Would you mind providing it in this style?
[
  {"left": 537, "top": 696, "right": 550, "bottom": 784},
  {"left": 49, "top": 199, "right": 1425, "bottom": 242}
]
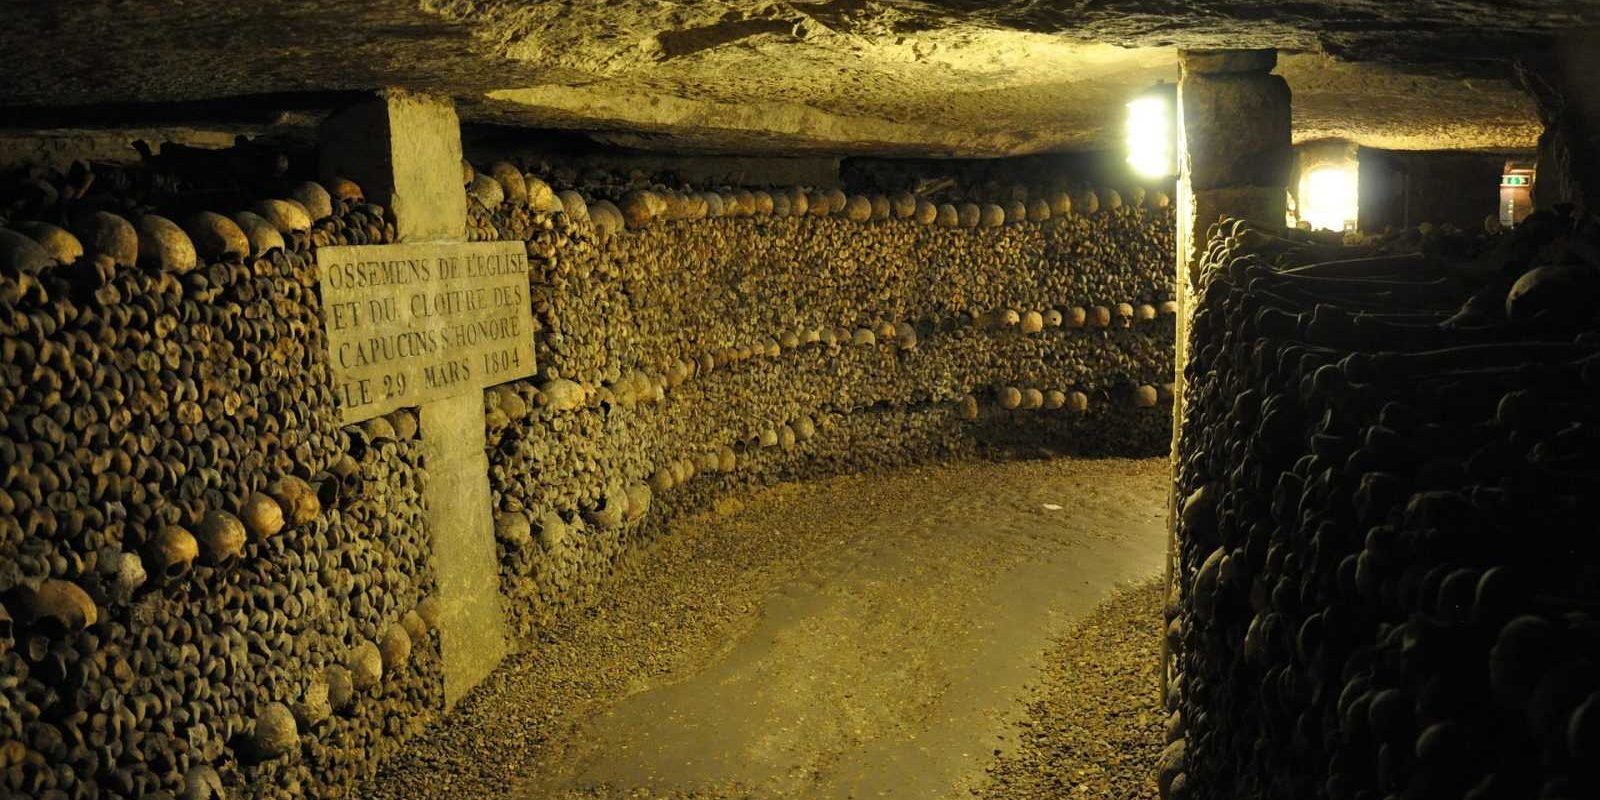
[{"left": 317, "top": 241, "right": 535, "bottom": 424}]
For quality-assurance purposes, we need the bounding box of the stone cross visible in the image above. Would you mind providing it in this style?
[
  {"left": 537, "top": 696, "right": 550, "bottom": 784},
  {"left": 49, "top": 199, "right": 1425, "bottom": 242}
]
[{"left": 320, "top": 90, "right": 513, "bottom": 709}]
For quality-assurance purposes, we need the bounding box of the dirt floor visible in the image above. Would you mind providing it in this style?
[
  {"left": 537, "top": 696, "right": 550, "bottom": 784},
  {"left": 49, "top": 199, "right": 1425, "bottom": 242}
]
[{"left": 363, "top": 458, "right": 1170, "bottom": 800}]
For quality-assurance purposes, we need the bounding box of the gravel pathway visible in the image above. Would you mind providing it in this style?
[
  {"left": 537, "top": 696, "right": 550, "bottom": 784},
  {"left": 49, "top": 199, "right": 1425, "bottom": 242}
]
[
  {"left": 363, "top": 458, "right": 1168, "bottom": 800},
  {"left": 969, "top": 578, "right": 1167, "bottom": 799}
]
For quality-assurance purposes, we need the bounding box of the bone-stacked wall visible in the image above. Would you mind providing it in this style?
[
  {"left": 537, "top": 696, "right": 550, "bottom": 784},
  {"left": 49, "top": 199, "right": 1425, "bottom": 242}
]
[
  {"left": 0, "top": 155, "right": 1175, "bottom": 800},
  {"left": 462, "top": 166, "right": 1177, "bottom": 634},
  {"left": 1165, "top": 214, "right": 1600, "bottom": 800},
  {"left": 0, "top": 174, "right": 441, "bottom": 800}
]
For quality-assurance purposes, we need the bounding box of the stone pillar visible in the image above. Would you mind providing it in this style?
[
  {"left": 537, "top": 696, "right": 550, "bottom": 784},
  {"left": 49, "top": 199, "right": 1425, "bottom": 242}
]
[
  {"left": 1175, "top": 49, "right": 1291, "bottom": 291},
  {"left": 1166, "top": 49, "right": 1291, "bottom": 699},
  {"left": 320, "top": 91, "right": 508, "bottom": 708}
]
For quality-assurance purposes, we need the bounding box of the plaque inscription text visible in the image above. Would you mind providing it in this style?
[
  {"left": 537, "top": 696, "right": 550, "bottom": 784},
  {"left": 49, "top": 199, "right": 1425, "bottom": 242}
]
[{"left": 316, "top": 241, "right": 536, "bottom": 423}]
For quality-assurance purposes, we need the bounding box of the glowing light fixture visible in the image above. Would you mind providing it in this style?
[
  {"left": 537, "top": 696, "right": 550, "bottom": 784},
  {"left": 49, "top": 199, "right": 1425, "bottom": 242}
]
[
  {"left": 1298, "top": 164, "right": 1359, "bottom": 232},
  {"left": 1126, "top": 83, "right": 1177, "bottom": 179}
]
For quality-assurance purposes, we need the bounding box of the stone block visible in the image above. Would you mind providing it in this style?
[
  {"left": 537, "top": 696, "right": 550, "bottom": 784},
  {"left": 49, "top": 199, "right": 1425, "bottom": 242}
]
[
  {"left": 1179, "top": 49, "right": 1277, "bottom": 75},
  {"left": 319, "top": 90, "right": 467, "bottom": 242},
  {"left": 1179, "top": 73, "right": 1292, "bottom": 191}
]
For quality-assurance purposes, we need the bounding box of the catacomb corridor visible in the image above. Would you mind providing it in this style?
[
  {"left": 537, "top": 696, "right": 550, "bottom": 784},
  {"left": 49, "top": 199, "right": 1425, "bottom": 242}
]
[{"left": 2, "top": 2, "right": 1600, "bottom": 799}]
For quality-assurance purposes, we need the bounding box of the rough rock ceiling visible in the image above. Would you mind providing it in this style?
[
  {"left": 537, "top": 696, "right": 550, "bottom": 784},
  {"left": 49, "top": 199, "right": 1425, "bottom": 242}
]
[{"left": 2, "top": 1, "right": 1592, "bottom": 156}]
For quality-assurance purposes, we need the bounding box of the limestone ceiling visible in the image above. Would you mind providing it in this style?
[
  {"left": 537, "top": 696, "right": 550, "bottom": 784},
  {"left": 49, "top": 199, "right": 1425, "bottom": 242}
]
[{"left": 2, "top": 1, "right": 1594, "bottom": 156}]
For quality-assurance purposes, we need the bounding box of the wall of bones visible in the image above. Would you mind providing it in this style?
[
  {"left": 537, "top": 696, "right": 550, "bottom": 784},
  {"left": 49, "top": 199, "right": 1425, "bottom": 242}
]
[
  {"left": 1165, "top": 213, "right": 1600, "bottom": 800},
  {"left": 0, "top": 151, "right": 1175, "bottom": 799},
  {"left": 461, "top": 163, "right": 1178, "bottom": 633},
  {"left": 0, "top": 169, "right": 441, "bottom": 800}
]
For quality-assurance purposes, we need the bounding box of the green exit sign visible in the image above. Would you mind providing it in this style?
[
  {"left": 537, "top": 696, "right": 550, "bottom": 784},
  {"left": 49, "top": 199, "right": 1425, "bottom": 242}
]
[{"left": 1503, "top": 175, "right": 1531, "bottom": 187}]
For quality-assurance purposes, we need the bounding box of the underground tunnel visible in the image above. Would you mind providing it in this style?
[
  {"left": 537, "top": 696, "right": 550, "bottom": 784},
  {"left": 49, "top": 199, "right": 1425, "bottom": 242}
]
[{"left": 2, "top": 2, "right": 1600, "bottom": 799}]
